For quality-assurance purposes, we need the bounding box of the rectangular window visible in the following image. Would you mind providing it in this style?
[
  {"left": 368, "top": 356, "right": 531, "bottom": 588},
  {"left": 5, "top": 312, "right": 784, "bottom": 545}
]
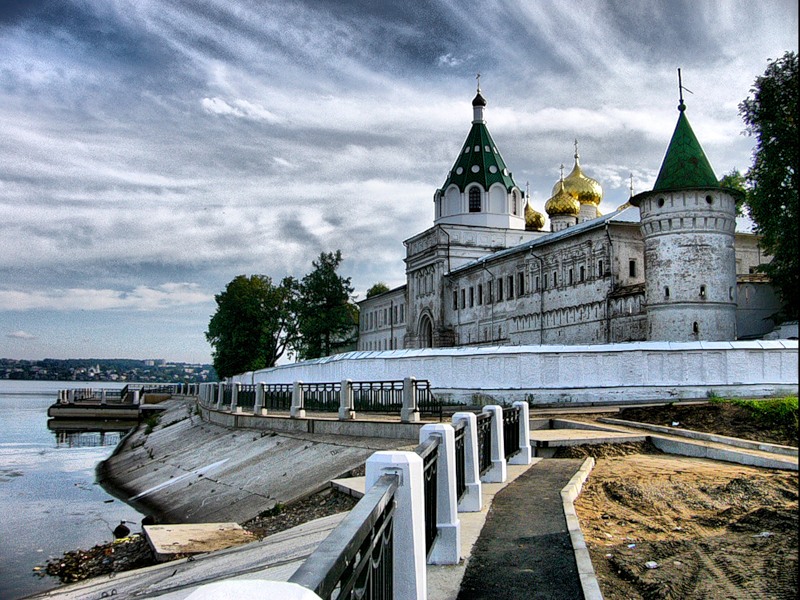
[
  {"left": 598, "top": 260, "right": 604, "bottom": 277},
  {"left": 543, "top": 274, "right": 547, "bottom": 289},
  {"left": 580, "top": 266, "right": 585, "bottom": 282},
  {"left": 507, "top": 275, "right": 514, "bottom": 299},
  {"left": 535, "top": 276, "right": 540, "bottom": 291},
  {"left": 469, "top": 287, "right": 475, "bottom": 307},
  {"left": 478, "top": 284, "right": 483, "bottom": 305},
  {"left": 518, "top": 272, "right": 525, "bottom": 295},
  {"left": 497, "top": 279, "right": 504, "bottom": 302},
  {"left": 400, "top": 304, "right": 404, "bottom": 321},
  {"left": 569, "top": 268, "right": 573, "bottom": 285},
  {"left": 629, "top": 259, "right": 637, "bottom": 277},
  {"left": 453, "top": 291, "right": 458, "bottom": 311},
  {"left": 553, "top": 271, "right": 558, "bottom": 287},
  {"left": 383, "top": 309, "right": 387, "bottom": 324},
  {"left": 461, "top": 288, "right": 466, "bottom": 309}
]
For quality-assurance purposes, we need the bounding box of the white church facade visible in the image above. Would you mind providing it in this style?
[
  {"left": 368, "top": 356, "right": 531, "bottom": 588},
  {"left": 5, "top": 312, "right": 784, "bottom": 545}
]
[{"left": 357, "top": 86, "right": 778, "bottom": 352}]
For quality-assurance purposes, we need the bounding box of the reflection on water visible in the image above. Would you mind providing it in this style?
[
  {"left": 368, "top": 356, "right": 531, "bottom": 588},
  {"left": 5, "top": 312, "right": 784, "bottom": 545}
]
[{"left": 47, "top": 420, "right": 135, "bottom": 449}]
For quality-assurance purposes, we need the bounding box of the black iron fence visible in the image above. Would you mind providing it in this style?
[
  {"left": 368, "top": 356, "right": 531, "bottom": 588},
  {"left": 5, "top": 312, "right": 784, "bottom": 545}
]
[
  {"left": 237, "top": 384, "right": 256, "bottom": 411},
  {"left": 415, "top": 435, "right": 440, "bottom": 558},
  {"left": 289, "top": 474, "right": 397, "bottom": 600},
  {"left": 353, "top": 380, "right": 403, "bottom": 412},
  {"left": 476, "top": 411, "right": 493, "bottom": 476},
  {"left": 502, "top": 406, "right": 520, "bottom": 461},
  {"left": 301, "top": 382, "right": 341, "bottom": 412},
  {"left": 453, "top": 420, "right": 467, "bottom": 501},
  {"left": 263, "top": 383, "right": 292, "bottom": 410},
  {"left": 414, "top": 380, "right": 442, "bottom": 418}
]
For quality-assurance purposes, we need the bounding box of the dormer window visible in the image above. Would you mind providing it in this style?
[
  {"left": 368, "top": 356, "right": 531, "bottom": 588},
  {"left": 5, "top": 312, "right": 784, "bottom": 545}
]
[{"left": 469, "top": 187, "right": 481, "bottom": 212}]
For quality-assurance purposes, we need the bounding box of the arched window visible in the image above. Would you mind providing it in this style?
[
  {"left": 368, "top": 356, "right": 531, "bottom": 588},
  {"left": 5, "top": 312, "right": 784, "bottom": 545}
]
[
  {"left": 469, "top": 187, "right": 481, "bottom": 212},
  {"left": 512, "top": 191, "right": 518, "bottom": 214},
  {"left": 419, "top": 315, "right": 434, "bottom": 348}
]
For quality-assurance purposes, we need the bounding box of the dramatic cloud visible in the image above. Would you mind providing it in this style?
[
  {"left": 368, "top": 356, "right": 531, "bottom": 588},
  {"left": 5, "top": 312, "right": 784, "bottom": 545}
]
[{"left": 0, "top": 0, "right": 796, "bottom": 361}]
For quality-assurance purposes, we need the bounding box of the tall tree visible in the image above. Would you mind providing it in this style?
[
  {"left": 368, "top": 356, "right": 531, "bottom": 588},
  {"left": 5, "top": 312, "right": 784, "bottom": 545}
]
[
  {"left": 366, "top": 282, "right": 390, "bottom": 298},
  {"left": 294, "top": 251, "right": 358, "bottom": 360},
  {"left": 739, "top": 51, "right": 799, "bottom": 320},
  {"left": 205, "top": 275, "right": 296, "bottom": 379}
]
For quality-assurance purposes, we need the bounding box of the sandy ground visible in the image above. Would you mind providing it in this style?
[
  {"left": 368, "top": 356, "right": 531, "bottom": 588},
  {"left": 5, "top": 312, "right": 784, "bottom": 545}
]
[{"left": 574, "top": 452, "right": 798, "bottom": 599}]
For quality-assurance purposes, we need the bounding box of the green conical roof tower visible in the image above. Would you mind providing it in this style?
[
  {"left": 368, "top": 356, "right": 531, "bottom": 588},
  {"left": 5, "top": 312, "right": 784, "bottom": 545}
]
[
  {"left": 438, "top": 90, "right": 519, "bottom": 194},
  {"left": 652, "top": 100, "right": 719, "bottom": 191}
]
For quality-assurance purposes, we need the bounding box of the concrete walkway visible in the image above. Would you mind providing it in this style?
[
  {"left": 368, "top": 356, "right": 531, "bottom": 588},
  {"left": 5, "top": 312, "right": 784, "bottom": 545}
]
[{"left": 455, "top": 459, "right": 586, "bottom": 600}]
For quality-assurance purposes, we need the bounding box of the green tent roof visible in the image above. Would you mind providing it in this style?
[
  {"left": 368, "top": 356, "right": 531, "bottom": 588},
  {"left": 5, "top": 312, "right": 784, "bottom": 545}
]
[
  {"left": 653, "top": 107, "right": 719, "bottom": 191},
  {"left": 439, "top": 121, "right": 519, "bottom": 193}
]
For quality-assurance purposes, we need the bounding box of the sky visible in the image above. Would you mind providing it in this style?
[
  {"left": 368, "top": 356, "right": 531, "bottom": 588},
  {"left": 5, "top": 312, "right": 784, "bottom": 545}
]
[{"left": 1, "top": 0, "right": 797, "bottom": 364}]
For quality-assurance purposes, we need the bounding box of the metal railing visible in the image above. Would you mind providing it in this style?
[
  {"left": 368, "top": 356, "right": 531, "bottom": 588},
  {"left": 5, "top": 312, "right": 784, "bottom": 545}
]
[
  {"left": 302, "top": 382, "right": 341, "bottom": 412},
  {"left": 453, "top": 420, "right": 467, "bottom": 501},
  {"left": 415, "top": 435, "right": 440, "bottom": 557},
  {"left": 353, "top": 380, "right": 403, "bottom": 412},
  {"left": 503, "top": 406, "right": 520, "bottom": 461},
  {"left": 289, "top": 474, "right": 397, "bottom": 600},
  {"left": 414, "top": 380, "right": 442, "bottom": 418},
  {"left": 263, "top": 383, "right": 292, "bottom": 410},
  {"left": 476, "top": 411, "right": 493, "bottom": 476},
  {"left": 237, "top": 384, "right": 256, "bottom": 411}
]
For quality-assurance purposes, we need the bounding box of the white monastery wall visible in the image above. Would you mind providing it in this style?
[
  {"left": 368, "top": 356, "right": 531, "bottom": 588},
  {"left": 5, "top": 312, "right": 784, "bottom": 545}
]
[{"left": 234, "top": 341, "right": 798, "bottom": 405}]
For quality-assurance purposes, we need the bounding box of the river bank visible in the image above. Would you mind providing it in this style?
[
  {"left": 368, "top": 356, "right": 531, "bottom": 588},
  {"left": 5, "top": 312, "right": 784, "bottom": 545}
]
[{"left": 0, "top": 380, "right": 147, "bottom": 600}]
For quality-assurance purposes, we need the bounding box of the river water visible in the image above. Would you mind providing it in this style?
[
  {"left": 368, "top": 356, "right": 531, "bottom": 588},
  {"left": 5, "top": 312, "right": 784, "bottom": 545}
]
[{"left": 0, "top": 380, "right": 147, "bottom": 599}]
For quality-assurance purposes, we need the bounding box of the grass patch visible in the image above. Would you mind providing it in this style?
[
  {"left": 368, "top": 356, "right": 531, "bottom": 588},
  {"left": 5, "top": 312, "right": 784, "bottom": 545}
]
[
  {"left": 711, "top": 396, "right": 798, "bottom": 440},
  {"left": 143, "top": 414, "right": 161, "bottom": 435}
]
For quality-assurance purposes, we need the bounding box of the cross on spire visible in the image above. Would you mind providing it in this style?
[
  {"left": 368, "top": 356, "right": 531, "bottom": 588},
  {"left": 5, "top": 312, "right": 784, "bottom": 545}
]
[
  {"left": 677, "top": 68, "right": 693, "bottom": 112},
  {"left": 476, "top": 72, "right": 481, "bottom": 92},
  {"left": 559, "top": 163, "right": 565, "bottom": 180},
  {"left": 574, "top": 139, "right": 579, "bottom": 160},
  {"left": 629, "top": 173, "right": 634, "bottom": 197},
  {"left": 526, "top": 181, "right": 530, "bottom": 198}
]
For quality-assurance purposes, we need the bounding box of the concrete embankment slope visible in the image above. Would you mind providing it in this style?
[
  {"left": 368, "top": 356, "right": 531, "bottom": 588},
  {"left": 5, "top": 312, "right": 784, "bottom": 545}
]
[{"left": 98, "top": 398, "right": 412, "bottom": 524}]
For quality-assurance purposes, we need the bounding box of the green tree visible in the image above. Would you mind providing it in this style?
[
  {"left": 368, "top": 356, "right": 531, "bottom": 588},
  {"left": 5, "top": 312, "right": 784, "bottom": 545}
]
[
  {"left": 739, "top": 51, "right": 799, "bottom": 320},
  {"left": 293, "top": 251, "right": 358, "bottom": 360},
  {"left": 719, "top": 169, "right": 747, "bottom": 215},
  {"left": 366, "top": 282, "right": 390, "bottom": 298},
  {"left": 205, "top": 275, "right": 297, "bottom": 379}
]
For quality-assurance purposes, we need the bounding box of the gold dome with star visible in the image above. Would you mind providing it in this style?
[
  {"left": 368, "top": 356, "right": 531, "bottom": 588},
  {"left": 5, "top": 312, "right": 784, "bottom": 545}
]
[
  {"left": 545, "top": 179, "right": 580, "bottom": 217},
  {"left": 552, "top": 143, "right": 603, "bottom": 207}
]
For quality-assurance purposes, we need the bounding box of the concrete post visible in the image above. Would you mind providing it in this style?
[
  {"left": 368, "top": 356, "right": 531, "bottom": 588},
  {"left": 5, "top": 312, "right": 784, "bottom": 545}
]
[
  {"left": 231, "top": 383, "right": 240, "bottom": 413},
  {"left": 452, "top": 412, "right": 482, "bottom": 512},
  {"left": 182, "top": 580, "right": 323, "bottom": 600},
  {"left": 291, "top": 381, "right": 306, "bottom": 419},
  {"left": 100, "top": 389, "right": 107, "bottom": 405},
  {"left": 419, "top": 424, "right": 461, "bottom": 564},
  {"left": 481, "top": 405, "right": 507, "bottom": 483},
  {"left": 509, "top": 401, "right": 532, "bottom": 465},
  {"left": 132, "top": 390, "right": 141, "bottom": 406},
  {"left": 216, "top": 383, "right": 224, "bottom": 410},
  {"left": 401, "top": 376, "right": 420, "bottom": 423},
  {"left": 366, "top": 451, "right": 426, "bottom": 600},
  {"left": 338, "top": 379, "right": 355, "bottom": 420},
  {"left": 254, "top": 383, "right": 265, "bottom": 415}
]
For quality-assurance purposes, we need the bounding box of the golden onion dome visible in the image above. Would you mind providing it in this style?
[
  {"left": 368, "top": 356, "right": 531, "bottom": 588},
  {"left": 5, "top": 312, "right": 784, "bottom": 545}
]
[
  {"left": 553, "top": 144, "right": 603, "bottom": 206},
  {"left": 545, "top": 179, "right": 580, "bottom": 217},
  {"left": 525, "top": 201, "right": 545, "bottom": 231}
]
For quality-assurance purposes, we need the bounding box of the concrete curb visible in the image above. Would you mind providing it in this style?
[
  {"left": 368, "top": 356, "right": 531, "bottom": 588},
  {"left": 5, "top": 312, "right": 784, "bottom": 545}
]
[
  {"left": 599, "top": 417, "right": 799, "bottom": 457},
  {"left": 560, "top": 457, "right": 604, "bottom": 600},
  {"left": 649, "top": 435, "right": 798, "bottom": 471}
]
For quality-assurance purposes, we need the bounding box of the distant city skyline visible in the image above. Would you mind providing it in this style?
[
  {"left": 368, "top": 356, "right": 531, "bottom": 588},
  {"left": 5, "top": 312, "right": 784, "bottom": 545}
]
[{"left": 1, "top": 0, "right": 797, "bottom": 362}]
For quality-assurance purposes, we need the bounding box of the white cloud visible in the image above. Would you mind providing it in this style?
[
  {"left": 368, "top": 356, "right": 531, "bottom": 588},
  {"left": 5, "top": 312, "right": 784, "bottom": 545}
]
[
  {"left": 0, "top": 284, "right": 212, "bottom": 312},
  {"left": 7, "top": 330, "right": 36, "bottom": 340},
  {"left": 201, "top": 97, "right": 282, "bottom": 123}
]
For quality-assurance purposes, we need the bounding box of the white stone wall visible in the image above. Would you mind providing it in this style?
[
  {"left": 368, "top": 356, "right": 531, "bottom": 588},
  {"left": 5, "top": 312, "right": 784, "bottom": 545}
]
[{"left": 234, "top": 341, "right": 798, "bottom": 405}]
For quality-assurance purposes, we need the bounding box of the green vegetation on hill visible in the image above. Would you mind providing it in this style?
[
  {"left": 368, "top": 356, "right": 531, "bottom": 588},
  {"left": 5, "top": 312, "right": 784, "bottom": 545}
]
[{"left": 0, "top": 358, "right": 217, "bottom": 383}]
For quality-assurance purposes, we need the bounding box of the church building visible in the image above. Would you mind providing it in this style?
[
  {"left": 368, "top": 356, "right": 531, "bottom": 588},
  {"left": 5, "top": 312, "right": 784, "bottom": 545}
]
[{"left": 357, "top": 84, "right": 778, "bottom": 351}]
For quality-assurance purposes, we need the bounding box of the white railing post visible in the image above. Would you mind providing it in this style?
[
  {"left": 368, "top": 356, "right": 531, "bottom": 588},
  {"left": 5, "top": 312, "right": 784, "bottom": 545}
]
[
  {"left": 291, "top": 381, "right": 306, "bottom": 419},
  {"left": 255, "top": 383, "right": 265, "bottom": 415},
  {"left": 452, "top": 412, "right": 482, "bottom": 512},
  {"left": 216, "top": 383, "right": 224, "bottom": 409},
  {"left": 132, "top": 390, "right": 141, "bottom": 406},
  {"left": 366, "top": 451, "right": 426, "bottom": 600},
  {"left": 419, "top": 424, "right": 460, "bottom": 565},
  {"left": 100, "top": 389, "right": 107, "bottom": 405},
  {"left": 338, "top": 379, "right": 355, "bottom": 420},
  {"left": 510, "top": 401, "right": 532, "bottom": 465},
  {"left": 231, "top": 383, "right": 240, "bottom": 412},
  {"left": 401, "top": 376, "right": 420, "bottom": 423},
  {"left": 482, "top": 405, "right": 507, "bottom": 483}
]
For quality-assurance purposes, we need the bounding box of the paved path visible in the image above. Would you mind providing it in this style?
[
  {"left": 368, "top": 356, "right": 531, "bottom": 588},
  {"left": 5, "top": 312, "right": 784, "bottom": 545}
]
[{"left": 457, "top": 459, "right": 586, "bottom": 600}]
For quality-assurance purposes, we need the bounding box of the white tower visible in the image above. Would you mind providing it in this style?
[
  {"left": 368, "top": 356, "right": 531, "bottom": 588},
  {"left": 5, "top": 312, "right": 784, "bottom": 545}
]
[{"left": 631, "top": 89, "right": 740, "bottom": 341}]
